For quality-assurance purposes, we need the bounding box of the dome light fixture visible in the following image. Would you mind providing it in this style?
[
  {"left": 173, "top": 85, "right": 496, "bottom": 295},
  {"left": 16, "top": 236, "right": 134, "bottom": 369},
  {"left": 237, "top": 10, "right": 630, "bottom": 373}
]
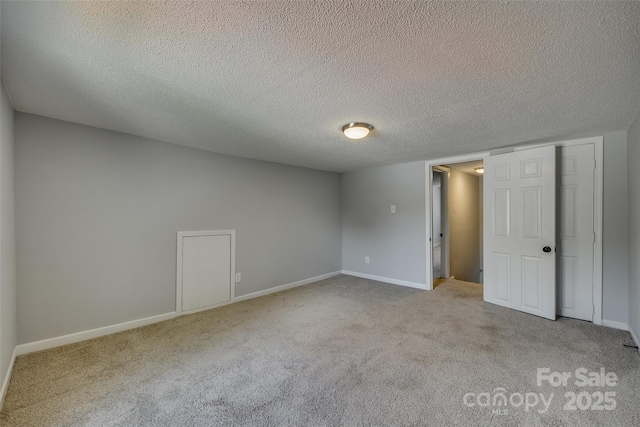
[
  {"left": 475, "top": 167, "right": 484, "bottom": 174},
  {"left": 342, "top": 122, "right": 374, "bottom": 139}
]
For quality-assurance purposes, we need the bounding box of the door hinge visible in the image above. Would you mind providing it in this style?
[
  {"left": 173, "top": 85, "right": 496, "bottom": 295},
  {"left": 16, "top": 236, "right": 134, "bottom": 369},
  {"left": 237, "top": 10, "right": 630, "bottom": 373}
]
[
  {"left": 593, "top": 159, "right": 597, "bottom": 170},
  {"left": 593, "top": 232, "right": 596, "bottom": 243}
]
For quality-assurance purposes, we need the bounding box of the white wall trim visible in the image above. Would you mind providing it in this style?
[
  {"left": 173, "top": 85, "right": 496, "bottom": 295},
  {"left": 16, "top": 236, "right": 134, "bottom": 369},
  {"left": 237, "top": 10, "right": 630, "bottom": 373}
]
[
  {"left": 592, "top": 137, "right": 604, "bottom": 326},
  {"left": 341, "top": 270, "right": 428, "bottom": 290},
  {"left": 513, "top": 136, "right": 603, "bottom": 151},
  {"left": 15, "top": 312, "right": 176, "bottom": 356},
  {"left": 14, "top": 270, "right": 344, "bottom": 357},
  {"left": 0, "top": 346, "right": 17, "bottom": 411},
  {"left": 176, "top": 230, "right": 236, "bottom": 317},
  {"left": 427, "top": 152, "right": 492, "bottom": 167},
  {"left": 426, "top": 155, "right": 489, "bottom": 290},
  {"left": 234, "top": 271, "right": 342, "bottom": 302},
  {"left": 425, "top": 162, "right": 432, "bottom": 290},
  {"left": 601, "top": 319, "right": 628, "bottom": 331},
  {"left": 438, "top": 167, "right": 451, "bottom": 282},
  {"left": 628, "top": 326, "right": 640, "bottom": 354},
  {"left": 177, "top": 299, "right": 235, "bottom": 316}
]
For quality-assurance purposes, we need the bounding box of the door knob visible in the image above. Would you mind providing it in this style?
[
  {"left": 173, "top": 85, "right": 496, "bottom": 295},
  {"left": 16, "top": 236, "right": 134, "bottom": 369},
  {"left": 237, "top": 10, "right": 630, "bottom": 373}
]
[{"left": 543, "top": 246, "right": 552, "bottom": 253}]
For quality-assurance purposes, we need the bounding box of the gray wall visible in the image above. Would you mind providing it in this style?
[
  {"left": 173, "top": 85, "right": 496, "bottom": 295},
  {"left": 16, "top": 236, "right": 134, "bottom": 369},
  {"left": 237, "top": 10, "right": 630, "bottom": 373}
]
[
  {"left": 8, "top": 112, "right": 637, "bottom": 345},
  {"left": 448, "top": 169, "right": 480, "bottom": 283},
  {"left": 602, "top": 131, "right": 629, "bottom": 324},
  {"left": 0, "top": 82, "right": 16, "bottom": 386},
  {"left": 15, "top": 113, "right": 342, "bottom": 344},
  {"left": 342, "top": 162, "right": 426, "bottom": 285},
  {"left": 627, "top": 114, "right": 640, "bottom": 342}
]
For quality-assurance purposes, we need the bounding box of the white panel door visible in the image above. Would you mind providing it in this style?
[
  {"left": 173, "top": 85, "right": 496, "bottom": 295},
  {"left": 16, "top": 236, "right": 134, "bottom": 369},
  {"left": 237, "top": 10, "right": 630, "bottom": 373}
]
[
  {"left": 182, "top": 235, "right": 231, "bottom": 313},
  {"left": 557, "top": 144, "right": 595, "bottom": 321},
  {"left": 483, "top": 145, "right": 556, "bottom": 320}
]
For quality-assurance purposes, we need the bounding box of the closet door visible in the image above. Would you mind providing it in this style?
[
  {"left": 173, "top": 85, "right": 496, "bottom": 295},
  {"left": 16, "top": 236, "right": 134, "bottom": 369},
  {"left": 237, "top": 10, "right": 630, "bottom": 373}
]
[
  {"left": 483, "top": 145, "right": 556, "bottom": 320},
  {"left": 557, "top": 144, "right": 595, "bottom": 321}
]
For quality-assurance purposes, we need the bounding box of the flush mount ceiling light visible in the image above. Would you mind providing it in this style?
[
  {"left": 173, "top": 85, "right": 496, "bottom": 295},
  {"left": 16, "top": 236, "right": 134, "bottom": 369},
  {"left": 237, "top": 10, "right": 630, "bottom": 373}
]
[
  {"left": 475, "top": 167, "right": 484, "bottom": 174},
  {"left": 342, "top": 122, "right": 374, "bottom": 139}
]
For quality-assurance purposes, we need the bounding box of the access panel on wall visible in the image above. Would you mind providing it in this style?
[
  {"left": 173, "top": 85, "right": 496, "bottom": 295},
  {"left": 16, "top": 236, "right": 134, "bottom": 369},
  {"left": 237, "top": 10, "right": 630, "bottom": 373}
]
[{"left": 177, "top": 230, "right": 235, "bottom": 315}]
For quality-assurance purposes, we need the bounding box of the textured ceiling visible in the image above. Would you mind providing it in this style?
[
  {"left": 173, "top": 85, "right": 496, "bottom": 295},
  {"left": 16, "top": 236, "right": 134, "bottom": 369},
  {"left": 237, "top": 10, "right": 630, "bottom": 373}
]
[{"left": 2, "top": 1, "right": 640, "bottom": 172}]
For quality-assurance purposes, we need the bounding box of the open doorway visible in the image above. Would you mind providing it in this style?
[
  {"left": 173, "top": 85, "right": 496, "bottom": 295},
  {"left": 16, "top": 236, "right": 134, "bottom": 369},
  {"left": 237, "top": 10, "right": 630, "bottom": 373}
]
[
  {"left": 431, "top": 160, "right": 484, "bottom": 289},
  {"left": 427, "top": 137, "right": 603, "bottom": 323}
]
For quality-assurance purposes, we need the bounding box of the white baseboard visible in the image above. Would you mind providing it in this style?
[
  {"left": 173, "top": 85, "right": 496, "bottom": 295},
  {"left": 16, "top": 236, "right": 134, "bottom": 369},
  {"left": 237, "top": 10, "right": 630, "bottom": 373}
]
[
  {"left": 341, "top": 270, "right": 428, "bottom": 290},
  {"left": 629, "top": 326, "right": 640, "bottom": 354},
  {"left": 234, "top": 271, "right": 342, "bottom": 302},
  {"left": 601, "top": 319, "right": 628, "bottom": 331},
  {"left": 0, "top": 346, "right": 17, "bottom": 411},
  {"left": 16, "top": 271, "right": 344, "bottom": 357},
  {"left": 15, "top": 312, "right": 176, "bottom": 356}
]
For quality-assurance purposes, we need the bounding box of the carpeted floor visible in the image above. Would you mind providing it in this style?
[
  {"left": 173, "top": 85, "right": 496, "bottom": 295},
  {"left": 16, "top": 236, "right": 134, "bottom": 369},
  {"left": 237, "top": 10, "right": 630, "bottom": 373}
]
[{"left": 1, "top": 275, "right": 638, "bottom": 426}]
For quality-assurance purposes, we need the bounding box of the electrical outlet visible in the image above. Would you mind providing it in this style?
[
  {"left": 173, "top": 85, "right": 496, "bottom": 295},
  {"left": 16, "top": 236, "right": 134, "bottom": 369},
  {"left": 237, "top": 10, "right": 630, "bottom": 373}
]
[
  {"left": 391, "top": 205, "right": 396, "bottom": 213},
  {"left": 235, "top": 272, "right": 241, "bottom": 283},
  {"left": 365, "top": 256, "right": 370, "bottom": 264}
]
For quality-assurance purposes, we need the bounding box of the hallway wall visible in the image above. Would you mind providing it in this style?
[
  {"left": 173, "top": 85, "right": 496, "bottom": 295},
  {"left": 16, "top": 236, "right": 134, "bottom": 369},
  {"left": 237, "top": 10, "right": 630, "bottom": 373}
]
[{"left": 448, "top": 169, "right": 480, "bottom": 283}]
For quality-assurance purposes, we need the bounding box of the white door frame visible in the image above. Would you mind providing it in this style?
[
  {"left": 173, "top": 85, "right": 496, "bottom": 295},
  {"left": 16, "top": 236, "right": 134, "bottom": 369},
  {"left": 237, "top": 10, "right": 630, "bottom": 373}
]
[
  {"left": 431, "top": 166, "right": 450, "bottom": 281},
  {"left": 426, "top": 152, "right": 489, "bottom": 290},
  {"left": 176, "top": 230, "right": 236, "bottom": 316},
  {"left": 424, "top": 136, "right": 604, "bottom": 325}
]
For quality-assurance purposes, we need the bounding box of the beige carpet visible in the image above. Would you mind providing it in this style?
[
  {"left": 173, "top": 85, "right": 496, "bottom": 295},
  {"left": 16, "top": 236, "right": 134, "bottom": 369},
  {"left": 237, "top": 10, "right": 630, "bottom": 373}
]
[{"left": 1, "top": 275, "right": 638, "bottom": 426}]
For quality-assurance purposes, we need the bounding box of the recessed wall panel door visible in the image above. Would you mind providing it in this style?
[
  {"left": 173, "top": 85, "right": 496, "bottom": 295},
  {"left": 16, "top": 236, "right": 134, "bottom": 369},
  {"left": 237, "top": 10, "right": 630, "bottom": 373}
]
[
  {"left": 182, "top": 234, "right": 232, "bottom": 313},
  {"left": 483, "top": 145, "right": 556, "bottom": 320}
]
